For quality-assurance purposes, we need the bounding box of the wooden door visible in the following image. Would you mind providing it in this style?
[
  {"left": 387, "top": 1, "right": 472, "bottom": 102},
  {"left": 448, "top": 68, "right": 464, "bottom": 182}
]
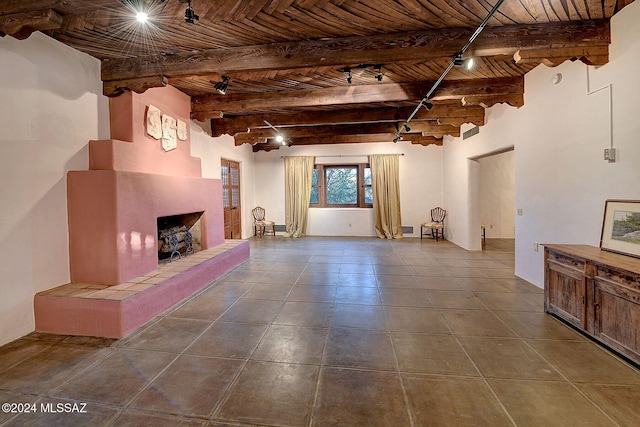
[{"left": 221, "top": 159, "right": 241, "bottom": 239}]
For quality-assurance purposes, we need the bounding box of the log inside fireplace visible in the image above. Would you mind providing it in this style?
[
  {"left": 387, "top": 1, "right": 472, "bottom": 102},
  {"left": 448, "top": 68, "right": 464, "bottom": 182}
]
[{"left": 157, "top": 212, "right": 203, "bottom": 263}]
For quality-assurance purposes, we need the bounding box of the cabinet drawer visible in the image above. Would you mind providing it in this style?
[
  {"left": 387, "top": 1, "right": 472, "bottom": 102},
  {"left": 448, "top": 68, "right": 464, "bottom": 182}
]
[
  {"left": 595, "top": 276, "right": 640, "bottom": 304},
  {"left": 547, "top": 258, "right": 584, "bottom": 280},
  {"left": 547, "top": 251, "right": 586, "bottom": 272},
  {"left": 596, "top": 266, "right": 640, "bottom": 293}
]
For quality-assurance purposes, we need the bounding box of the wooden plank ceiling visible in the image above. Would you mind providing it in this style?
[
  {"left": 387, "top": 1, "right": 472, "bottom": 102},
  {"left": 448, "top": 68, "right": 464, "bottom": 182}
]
[{"left": 1, "top": 0, "right": 633, "bottom": 151}]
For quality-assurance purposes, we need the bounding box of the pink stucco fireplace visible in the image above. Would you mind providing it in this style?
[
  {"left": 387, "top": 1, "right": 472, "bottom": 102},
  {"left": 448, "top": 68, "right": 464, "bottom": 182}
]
[
  {"left": 67, "top": 86, "right": 225, "bottom": 285},
  {"left": 34, "top": 86, "right": 249, "bottom": 338}
]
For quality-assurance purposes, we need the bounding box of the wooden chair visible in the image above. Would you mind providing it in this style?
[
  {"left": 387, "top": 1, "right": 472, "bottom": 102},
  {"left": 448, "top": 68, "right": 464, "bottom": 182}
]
[
  {"left": 252, "top": 206, "right": 275, "bottom": 237},
  {"left": 421, "top": 207, "right": 446, "bottom": 241}
]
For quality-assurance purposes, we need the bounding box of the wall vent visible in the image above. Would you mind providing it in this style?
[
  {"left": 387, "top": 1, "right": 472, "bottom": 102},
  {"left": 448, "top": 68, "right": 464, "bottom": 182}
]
[{"left": 463, "top": 126, "right": 480, "bottom": 140}]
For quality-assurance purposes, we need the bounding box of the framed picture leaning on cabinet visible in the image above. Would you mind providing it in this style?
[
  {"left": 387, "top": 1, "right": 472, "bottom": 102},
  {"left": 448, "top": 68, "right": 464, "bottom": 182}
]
[{"left": 600, "top": 199, "right": 640, "bottom": 258}]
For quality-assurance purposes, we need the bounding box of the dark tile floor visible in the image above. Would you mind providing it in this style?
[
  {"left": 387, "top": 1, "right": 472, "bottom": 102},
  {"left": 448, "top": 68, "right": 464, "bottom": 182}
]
[{"left": 2, "top": 237, "right": 640, "bottom": 426}]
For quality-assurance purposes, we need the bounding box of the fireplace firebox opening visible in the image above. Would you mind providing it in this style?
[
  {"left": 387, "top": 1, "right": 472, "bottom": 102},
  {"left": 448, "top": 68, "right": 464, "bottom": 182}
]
[{"left": 157, "top": 212, "right": 204, "bottom": 264}]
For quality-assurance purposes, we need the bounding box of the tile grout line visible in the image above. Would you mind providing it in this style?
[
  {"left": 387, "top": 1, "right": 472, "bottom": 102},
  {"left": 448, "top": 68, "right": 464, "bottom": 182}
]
[
  {"left": 380, "top": 245, "right": 417, "bottom": 427},
  {"left": 472, "top": 297, "right": 621, "bottom": 426},
  {"left": 430, "top": 292, "right": 519, "bottom": 426},
  {"left": 208, "top": 260, "right": 304, "bottom": 424},
  {"left": 304, "top": 250, "right": 337, "bottom": 427},
  {"left": 113, "top": 270, "right": 265, "bottom": 422},
  {"left": 488, "top": 306, "right": 624, "bottom": 427}
]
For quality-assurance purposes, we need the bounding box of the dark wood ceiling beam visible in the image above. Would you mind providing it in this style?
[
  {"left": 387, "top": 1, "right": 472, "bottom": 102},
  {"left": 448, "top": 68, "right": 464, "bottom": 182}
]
[
  {"left": 103, "top": 76, "right": 168, "bottom": 97},
  {"left": 0, "top": 1, "right": 119, "bottom": 16},
  {"left": 234, "top": 122, "right": 460, "bottom": 146},
  {"left": 235, "top": 123, "right": 407, "bottom": 139},
  {"left": 461, "top": 94, "right": 524, "bottom": 108},
  {"left": 408, "top": 136, "right": 443, "bottom": 146},
  {"left": 408, "top": 123, "right": 460, "bottom": 136},
  {"left": 192, "top": 77, "right": 523, "bottom": 120},
  {"left": 0, "top": 9, "right": 63, "bottom": 39},
  {"left": 210, "top": 105, "right": 485, "bottom": 136},
  {"left": 234, "top": 135, "right": 269, "bottom": 146},
  {"left": 285, "top": 133, "right": 400, "bottom": 146},
  {"left": 438, "top": 116, "right": 484, "bottom": 127},
  {"left": 514, "top": 46, "right": 609, "bottom": 67},
  {"left": 101, "top": 19, "right": 610, "bottom": 83},
  {"left": 249, "top": 133, "right": 444, "bottom": 151}
]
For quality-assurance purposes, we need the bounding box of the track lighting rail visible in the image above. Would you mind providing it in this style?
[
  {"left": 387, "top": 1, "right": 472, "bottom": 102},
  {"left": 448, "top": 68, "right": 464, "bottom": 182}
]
[{"left": 394, "top": 0, "right": 505, "bottom": 142}]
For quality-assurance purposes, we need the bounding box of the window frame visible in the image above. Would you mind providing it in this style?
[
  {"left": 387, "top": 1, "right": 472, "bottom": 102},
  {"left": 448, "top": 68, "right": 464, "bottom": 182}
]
[{"left": 310, "top": 163, "right": 372, "bottom": 208}]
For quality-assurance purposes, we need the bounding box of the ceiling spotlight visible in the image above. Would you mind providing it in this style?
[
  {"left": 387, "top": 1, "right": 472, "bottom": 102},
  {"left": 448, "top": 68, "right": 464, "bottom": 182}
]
[
  {"left": 405, "top": 125, "right": 411, "bottom": 132},
  {"left": 453, "top": 53, "right": 474, "bottom": 70},
  {"left": 214, "top": 76, "right": 229, "bottom": 95},
  {"left": 464, "top": 57, "right": 475, "bottom": 69},
  {"left": 345, "top": 69, "right": 352, "bottom": 84},
  {"left": 374, "top": 65, "right": 383, "bottom": 82},
  {"left": 136, "top": 11, "right": 149, "bottom": 23},
  {"left": 264, "top": 120, "right": 288, "bottom": 145},
  {"left": 184, "top": 0, "right": 199, "bottom": 24},
  {"left": 421, "top": 101, "right": 433, "bottom": 111}
]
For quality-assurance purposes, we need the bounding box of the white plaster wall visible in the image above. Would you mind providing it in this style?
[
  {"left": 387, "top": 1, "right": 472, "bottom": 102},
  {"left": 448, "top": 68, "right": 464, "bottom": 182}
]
[
  {"left": 443, "top": 0, "right": 640, "bottom": 287},
  {"left": 0, "top": 33, "right": 109, "bottom": 345},
  {"left": 479, "top": 150, "right": 515, "bottom": 238},
  {"left": 253, "top": 142, "right": 443, "bottom": 237},
  {"left": 189, "top": 125, "right": 256, "bottom": 238}
]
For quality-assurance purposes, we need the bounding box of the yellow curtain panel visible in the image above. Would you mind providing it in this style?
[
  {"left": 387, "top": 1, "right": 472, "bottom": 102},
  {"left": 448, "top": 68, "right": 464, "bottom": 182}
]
[
  {"left": 369, "top": 154, "right": 403, "bottom": 239},
  {"left": 284, "top": 156, "right": 315, "bottom": 237}
]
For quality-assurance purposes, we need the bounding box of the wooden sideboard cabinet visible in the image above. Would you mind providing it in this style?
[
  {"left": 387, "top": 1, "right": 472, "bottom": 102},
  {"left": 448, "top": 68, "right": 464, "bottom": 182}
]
[{"left": 544, "top": 244, "right": 640, "bottom": 365}]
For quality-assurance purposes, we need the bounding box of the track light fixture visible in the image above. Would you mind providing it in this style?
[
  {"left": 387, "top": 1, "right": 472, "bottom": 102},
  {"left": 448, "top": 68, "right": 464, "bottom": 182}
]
[
  {"left": 374, "top": 65, "right": 383, "bottom": 82},
  {"left": 453, "top": 53, "right": 474, "bottom": 70},
  {"left": 338, "top": 64, "right": 383, "bottom": 84},
  {"left": 184, "top": 0, "right": 199, "bottom": 24},
  {"left": 214, "top": 76, "right": 229, "bottom": 95},
  {"left": 421, "top": 101, "right": 433, "bottom": 111}
]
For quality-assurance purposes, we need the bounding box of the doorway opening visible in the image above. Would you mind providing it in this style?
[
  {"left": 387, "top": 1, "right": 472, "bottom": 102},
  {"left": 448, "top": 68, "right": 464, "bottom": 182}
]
[{"left": 471, "top": 147, "right": 515, "bottom": 251}]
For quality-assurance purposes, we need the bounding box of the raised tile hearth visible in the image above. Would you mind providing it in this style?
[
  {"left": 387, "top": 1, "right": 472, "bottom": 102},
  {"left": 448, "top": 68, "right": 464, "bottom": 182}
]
[{"left": 34, "top": 240, "right": 249, "bottom": 339}]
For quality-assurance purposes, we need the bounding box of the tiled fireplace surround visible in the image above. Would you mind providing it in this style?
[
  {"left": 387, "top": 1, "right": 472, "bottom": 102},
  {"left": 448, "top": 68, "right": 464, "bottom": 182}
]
[{"left": 34, "top": 86, "right": 249, "bottom": 338}]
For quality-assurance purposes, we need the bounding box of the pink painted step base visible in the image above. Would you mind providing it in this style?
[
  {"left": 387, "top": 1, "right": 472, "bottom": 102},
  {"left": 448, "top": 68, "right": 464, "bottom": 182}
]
[{"left": 34, "top": 240, "right": 249, "bottom": 339}]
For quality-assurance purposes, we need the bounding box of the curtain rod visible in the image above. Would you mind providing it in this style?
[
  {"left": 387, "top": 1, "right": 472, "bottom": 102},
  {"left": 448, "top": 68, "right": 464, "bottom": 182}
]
[{"left": 281, "top": 153, "right": 404, "bottom": 159}]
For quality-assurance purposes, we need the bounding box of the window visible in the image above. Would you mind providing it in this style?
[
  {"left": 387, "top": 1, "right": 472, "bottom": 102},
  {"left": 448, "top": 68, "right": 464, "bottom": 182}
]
[{"left": 310, "top": 164, "right": 372, "bottom": 208}]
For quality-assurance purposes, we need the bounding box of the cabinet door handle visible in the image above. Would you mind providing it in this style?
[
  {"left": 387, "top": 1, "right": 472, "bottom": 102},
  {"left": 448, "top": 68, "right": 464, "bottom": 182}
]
[
  {"left": 581, "top": 296, "right": 585, "bottom": 304},
  {"left": 594, "top": 303, "right": 599, "bottom": 310}
]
